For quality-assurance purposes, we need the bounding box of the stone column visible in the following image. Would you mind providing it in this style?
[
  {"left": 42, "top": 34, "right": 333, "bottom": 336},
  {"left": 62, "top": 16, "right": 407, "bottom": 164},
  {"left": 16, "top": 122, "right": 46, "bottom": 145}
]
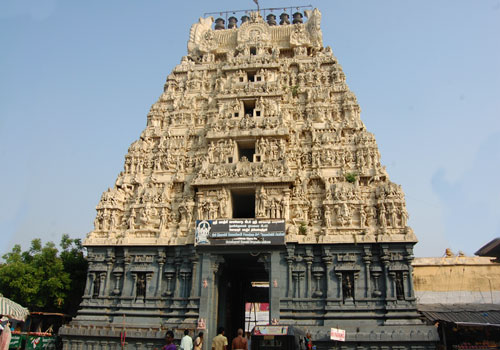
[
  {"left": 131, "top": 273, "right": 139, "bottom": 299},
  {"left": 198, "top": 254, "right": 219, "bottom": 347},
  {"left": 405, "top": 249, "right": 416, "bottom": 299},
  {"left": 322, "top": 252, "right": 334, "bottom": 299},
  {"left": 388, "top": 272, "right": 396, "bottom": 300},
  {"left": 190, "top": 258, "right": 199, "bottom": 298},
  {"left": 268, "top": 251, "right": 281, "bottom": 324},
  {"left": 83, "top": 271, "right": 93, "bottom": 298},
  {"left": 335, "top": 272, "right": 342, "bottom": 299},
  {"left": 304, "top": 250, "right": 313, "bottom": 298},
  {"left": 146, "top": 272, "right": 154, "bottom": 299},
  {"left": 286, "top": 257, "right": 294, "bottom": 298},
  {"left": 156, "top": 253, "right": 166, "bottom": 298},
  {"left": 381, "top": 248, "right": 392, "bottom": 300},
  {"left": 174, "top": 254, "right": 183, "bottom": 300},
  {"left": 363, "top": 247, "right": 372, "bottom": 299},
  {"left": 122, "top": 250, "right": 133, "bottom": 300},
  {"left": 113, "top": 271, "right": 123, "bottom": 296},
  {"left": 98, "top": 272, "right": 106, "bottom": 297},
  {"left": 104, "top": 252, "right": 114, "bottom": 297}
]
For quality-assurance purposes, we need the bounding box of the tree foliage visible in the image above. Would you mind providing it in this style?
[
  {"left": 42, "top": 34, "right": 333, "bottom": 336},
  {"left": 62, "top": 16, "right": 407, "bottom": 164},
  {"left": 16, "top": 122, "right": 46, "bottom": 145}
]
[{"left": 0, "top": 235, "right": 88, "bottom": 315}]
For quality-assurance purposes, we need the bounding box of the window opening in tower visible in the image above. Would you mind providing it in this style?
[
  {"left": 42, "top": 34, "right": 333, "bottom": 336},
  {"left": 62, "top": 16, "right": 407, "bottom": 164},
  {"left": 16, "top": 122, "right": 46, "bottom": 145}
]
[
  {"left": 237, "top": 140, "right": 255, "bottom": 162},
  {"left": 231, "top": 189, "right": 256, "bottom": 218},
  {"left": 243, "top": 99, "right": 256, "bottom": 117},
  {"left": 247, "top": 71, "right": 256, "bottom": 82}
]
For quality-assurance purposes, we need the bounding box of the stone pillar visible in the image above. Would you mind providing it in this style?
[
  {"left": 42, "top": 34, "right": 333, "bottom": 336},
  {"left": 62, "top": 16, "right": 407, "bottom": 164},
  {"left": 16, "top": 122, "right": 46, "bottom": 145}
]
[
  {"left": 363, "top": 247, "right": 372, "bottom": 299},
  {"left": 104, "top": 251, "right": 114, "bottom": 297},
  {"left": 98, "top": 272, "right": 106, "bottom": 297},
  {"left": 322, "top": 250, "right": 334, "bottom": 299},
  {"left": 190, "top": 258, "right": 199, "bottom": 298},
  {"left": 84, "top": 271, "right": 93, "bottom": 298},
  {"left": 122, "top": 249, "right": 133, "bottom": 300},
  {"left": 268, "top": 251, "right": 281, "bottom": 324},
  {"left": 405, "top": 248, "right": 416, "bottom": 299},
  {"left": 146, "top": 272, "right": 154, "bottom": 299},
  {"left": 335, "top": 272, "right": 342, "bottom": 299},
  {"left": 131, "top": 273, "right": 138, "bottom": 298},
  {"left": 304, "top": 249, "right": 313, "bottom": 298},
  {"left": 285, "top": 246, "right": 295, "bottom": 298},
  {"left": 381, "top": 248, "right": 392, "bottom": 300},
  {"left": 388, "top": 272, "right": 396, "bottom": 300},
  {"left": 174, "top": 253, "right": 182, "bottom": 300},
  {"left": 156, "top": 252, "right": 166, "bottom": 298},
  {"left": 112, "top": 271, "right": 123, "bottom": 296},
  {"left": 198, "top": 254, "right": 219, "bottom": 347}
]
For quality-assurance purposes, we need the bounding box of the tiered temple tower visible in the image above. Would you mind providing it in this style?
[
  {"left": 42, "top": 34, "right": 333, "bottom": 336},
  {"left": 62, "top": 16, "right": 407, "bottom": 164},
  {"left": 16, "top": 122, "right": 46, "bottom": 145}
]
[{"left": 60, "top": 9, "right": 438, "bottom": 349}]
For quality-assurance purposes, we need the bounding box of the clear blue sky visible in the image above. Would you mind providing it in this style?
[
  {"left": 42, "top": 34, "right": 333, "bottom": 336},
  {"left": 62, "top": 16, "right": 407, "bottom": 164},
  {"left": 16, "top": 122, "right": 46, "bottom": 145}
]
[{"left": 1, "top": 0, "right": 499, "bottom": 257}]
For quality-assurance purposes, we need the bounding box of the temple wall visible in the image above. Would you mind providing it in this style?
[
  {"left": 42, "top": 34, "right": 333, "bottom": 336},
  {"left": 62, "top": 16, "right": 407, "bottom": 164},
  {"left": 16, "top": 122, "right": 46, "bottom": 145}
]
[{"left": 413, "top": 256, "right": 500, "bottom": 304}]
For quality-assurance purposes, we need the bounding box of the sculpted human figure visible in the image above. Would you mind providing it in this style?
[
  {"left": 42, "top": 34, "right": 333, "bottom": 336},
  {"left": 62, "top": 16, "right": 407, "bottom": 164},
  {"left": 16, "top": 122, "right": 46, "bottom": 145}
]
[
  {"left": 378, "top": 204, "right": 387, "bottom": 228},
  {"left": 399, "top": 206, "right": 408, "bottom": 227},
  {"left": 128, "top": 209, "right": 136, "bottom": 230},
  {"left": 359, "top": 206, "right": 366, "bottom": 229},
  {"left": 324, "top": 206, "right": 332, "bottom": 227}
]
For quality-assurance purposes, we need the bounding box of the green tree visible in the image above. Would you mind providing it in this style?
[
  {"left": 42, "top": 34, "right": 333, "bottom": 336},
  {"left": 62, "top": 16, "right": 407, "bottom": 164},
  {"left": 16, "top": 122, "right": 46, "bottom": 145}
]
[
  {"left": 59, "top": 234, "right": 88, "bottom": 315},
  {"left": 0, "top": 235, "right": 87, "bottom": 315}
]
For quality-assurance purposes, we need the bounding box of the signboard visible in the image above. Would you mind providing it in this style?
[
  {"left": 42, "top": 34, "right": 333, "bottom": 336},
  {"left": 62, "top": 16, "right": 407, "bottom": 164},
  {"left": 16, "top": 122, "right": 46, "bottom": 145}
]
[
  {"left": 9, "top": 334, "right": 25, "bottom": 349},
  {"left": 195, "top": 219, "right": 285, "bottom": 246},
  {"left": 253, "top": 326, "right": 289, "bottom": 336},
  {"left": 330, "top": 328, "right": 346, "bottom": 342},
  {"left": 26, "top": 335, "right": 56, "bottom": 350}
]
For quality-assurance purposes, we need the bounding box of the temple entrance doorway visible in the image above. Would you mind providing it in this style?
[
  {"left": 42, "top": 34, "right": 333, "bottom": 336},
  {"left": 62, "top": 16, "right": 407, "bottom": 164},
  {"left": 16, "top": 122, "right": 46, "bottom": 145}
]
[{"left": 217, "top": 253, "right": 269, "bottom": 341}]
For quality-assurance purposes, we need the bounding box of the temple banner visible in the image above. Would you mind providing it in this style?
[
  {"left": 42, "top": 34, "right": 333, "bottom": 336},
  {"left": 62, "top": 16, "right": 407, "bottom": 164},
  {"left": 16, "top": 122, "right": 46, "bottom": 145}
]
[{"left": 195, "top": 219, "right": 285, "bottom": 246}]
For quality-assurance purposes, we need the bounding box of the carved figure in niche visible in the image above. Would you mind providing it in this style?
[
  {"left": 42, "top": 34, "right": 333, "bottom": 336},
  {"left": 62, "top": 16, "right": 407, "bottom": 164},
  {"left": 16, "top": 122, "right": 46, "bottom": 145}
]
[
  {"left": 359, "top": 206, "right": 367, "bottom": 229},
  {"left": 128, "top": 209, "right": 136, "bottom": 230},
  {"left": 209, "top": 201, "right": 218, "bottom": 219},
  {"left": 110, "top": 211, "right": 118, "bottom": 230},
  {"left": 395, "top": 272, "right": 405, "bottom": 300},
  {"left": 159, "top": 207, "right": 168, "bottom": 230},
  {"left": 217, "top": 189, "right": 229, "bottom": 218},
  {"left": 324, "top": 206, "right": 332, "bottom": 227},
  {"left": 399, "top": 206, "right": 408, "bottom": 227},
  {"left": 256, "top": 187, "right": 267, "bottom": 217},
  {"left": 378, "top": 204, "right": 387, "bottom": 228},
  {"left": 92, "top": 274, "right": 101, "bottom": 298},
  {"left": 94, "top": 212, "right": 101, "bottom": 231},
  {"left": 342, "top": 273, "right": 354, "bottom": 301},
  {"left": 281, "top": 196, "right": 289, "bottom": 220},
  {"left": 311, "top": 207, "right": 321, "bottom": 221},
  {"left": 136, "top": 273, "right": 146, "bottom": 301},
  {"left": 389, "top": 203, "right": 398, "bottom": 228}
]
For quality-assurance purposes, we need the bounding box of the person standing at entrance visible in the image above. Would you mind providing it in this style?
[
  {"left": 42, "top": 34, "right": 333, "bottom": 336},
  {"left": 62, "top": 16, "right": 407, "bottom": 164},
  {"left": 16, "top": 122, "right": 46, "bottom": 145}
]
[
  {"left": 231, "top": 329, "right": 248, "bottom": 350},
  {"left": 194, "top": 332, "right": 204, "bottom": 350},
  {"left": 181, "top": 330, "right": 193, "bottom": 350},
  {"left": 163, "top": 330, "right": 176, "bottom": 350},
  {"left": 212, "top": 327, "right": 228, "bottom": 350}
]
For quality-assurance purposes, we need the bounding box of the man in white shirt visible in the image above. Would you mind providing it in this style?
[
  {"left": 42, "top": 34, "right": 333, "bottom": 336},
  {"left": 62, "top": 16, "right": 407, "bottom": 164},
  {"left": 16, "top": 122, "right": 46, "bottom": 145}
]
[{"left": 181, "top": 330, "right": 193, "bottom": 350}]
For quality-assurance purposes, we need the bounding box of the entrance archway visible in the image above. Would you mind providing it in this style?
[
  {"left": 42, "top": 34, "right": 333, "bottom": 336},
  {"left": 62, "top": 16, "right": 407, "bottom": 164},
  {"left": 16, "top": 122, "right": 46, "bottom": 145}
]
[{"left": 217, "top": 253, "right": 269, "bottom": 340}]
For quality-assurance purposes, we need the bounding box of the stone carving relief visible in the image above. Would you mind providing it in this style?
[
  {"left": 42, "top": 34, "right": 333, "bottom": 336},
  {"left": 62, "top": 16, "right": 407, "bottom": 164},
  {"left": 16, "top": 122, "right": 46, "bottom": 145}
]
[{"left": 85, "top": 8, "right": 416, "bottom": 247}]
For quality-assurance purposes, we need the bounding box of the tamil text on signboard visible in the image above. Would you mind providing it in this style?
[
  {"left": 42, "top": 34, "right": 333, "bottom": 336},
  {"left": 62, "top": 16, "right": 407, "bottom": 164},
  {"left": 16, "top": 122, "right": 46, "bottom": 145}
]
[{"left": 195, "top": 219, "right": 285, "bottom": 246}]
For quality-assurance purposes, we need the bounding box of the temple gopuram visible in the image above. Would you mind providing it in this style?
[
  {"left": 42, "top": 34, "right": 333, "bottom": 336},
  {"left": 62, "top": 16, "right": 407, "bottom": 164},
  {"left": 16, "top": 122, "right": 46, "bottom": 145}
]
[{"left": 60, "top": 8, "right": 439, "bottom": 349}]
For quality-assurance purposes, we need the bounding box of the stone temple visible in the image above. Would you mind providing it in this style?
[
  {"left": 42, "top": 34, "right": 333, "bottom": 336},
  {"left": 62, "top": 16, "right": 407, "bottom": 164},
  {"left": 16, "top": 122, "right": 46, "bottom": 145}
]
[{"left": 60, "top": 8, "right": 439, "bottom": 349}]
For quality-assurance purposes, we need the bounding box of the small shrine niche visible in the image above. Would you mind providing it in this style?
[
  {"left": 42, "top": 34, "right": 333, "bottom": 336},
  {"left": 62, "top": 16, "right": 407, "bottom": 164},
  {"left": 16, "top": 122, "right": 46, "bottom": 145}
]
[{"left": 135, "top": 273, "right": 147, "bottom": 301}]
